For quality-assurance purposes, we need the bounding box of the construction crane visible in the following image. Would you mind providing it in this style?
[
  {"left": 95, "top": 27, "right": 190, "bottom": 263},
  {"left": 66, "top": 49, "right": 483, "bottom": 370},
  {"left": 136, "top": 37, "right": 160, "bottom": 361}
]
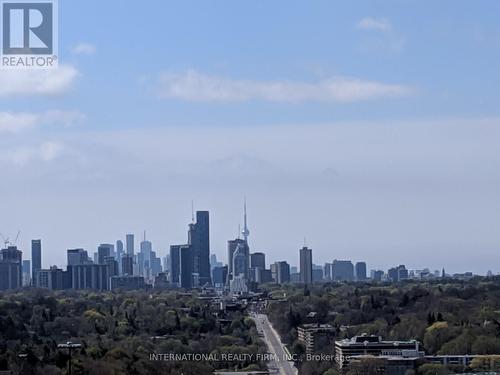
[{"left": 0, "top": 230, "right": 21, "bottom": 248}]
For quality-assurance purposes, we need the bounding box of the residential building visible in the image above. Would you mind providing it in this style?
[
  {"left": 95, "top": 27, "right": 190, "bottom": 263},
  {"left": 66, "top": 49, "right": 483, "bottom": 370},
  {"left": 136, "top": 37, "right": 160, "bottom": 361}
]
[
  {"left": 298, "top": 324, "right": 335, "bottom": 354},
  {"left": 0, "top": 246, "right": 22, "bottom": 290},
  {"left": 299, "top": 247, "right": 313, "bottom": 284},
  {"left": 31, "top": 240, "right": 41, "bottom": 284}
]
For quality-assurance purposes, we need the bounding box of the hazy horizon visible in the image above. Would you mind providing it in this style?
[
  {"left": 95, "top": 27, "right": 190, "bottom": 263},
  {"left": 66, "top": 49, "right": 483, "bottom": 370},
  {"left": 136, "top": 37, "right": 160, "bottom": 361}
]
[{"left": 1, "top": 1, "right": 499, "bottom": 274}]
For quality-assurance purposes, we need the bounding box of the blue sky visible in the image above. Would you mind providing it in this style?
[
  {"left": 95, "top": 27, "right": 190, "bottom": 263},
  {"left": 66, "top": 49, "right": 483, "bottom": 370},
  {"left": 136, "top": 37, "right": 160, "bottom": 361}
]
[{"left": 1, "top": 1, "right": 499, "bottom": 273}]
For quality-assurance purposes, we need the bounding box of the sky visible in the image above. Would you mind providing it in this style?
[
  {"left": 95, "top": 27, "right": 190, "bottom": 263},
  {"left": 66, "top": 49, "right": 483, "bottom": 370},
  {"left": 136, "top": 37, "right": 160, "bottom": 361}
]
[{"left": 1, "top": 0, "right": 500, "bottom": 274}]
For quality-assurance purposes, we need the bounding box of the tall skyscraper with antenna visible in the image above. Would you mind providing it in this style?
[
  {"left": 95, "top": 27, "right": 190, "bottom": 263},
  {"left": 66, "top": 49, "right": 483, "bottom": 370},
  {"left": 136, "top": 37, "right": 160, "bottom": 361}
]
[{"left": 242, "top": 198, "right": 250, "bottom": 244}]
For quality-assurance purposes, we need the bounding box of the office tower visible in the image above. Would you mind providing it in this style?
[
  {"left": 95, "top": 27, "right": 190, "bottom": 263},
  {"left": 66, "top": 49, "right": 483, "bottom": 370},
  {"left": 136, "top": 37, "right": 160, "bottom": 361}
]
[
  {"left": 355, "top": 262, "right": 367, "bottom": 281},
  {"left": 324, "top": 263, "right": 333, "bottom": 281},
  {"left": 150, "top": 251, "right": 162, "bottom": 276},
  {"left": 371, "top": 270, "right": 384, "bottom": 282},
  {"left": 0, "top": 246, "right": 23, "bottom": 290},
  {"left": 67, "top": 249, "right": 89, "bottom": 266},
  {"left": 116, "top": 240, "right": 124, "bottom": 256},
  {"left": 270, "top": 263, "right": 277, "bottom": 282},
  {"left": 312, "top": 267, "right": 324, "bottom": 282},
  {"left": 210, "top": 254, "right": 218, "bottom": 270},
  {"left": 388, "top": 265, "right": 408, "bottom": 282},
  {"left": 105, "top": 256, "right": 119, "bottom": 277},
  {"left": 212, "top": 265, "right": 228, "bottom": 288},
  {"left": 169, "top": 245, "right": 181, "bottom": 285},
  {"left": 31, "top": 239, "right": 41, "bottom": 283},
  {"left": 228, "top": 238, "right": 248, "bottom": 279},
  {"left": 163, "top": 255, "right": 170, "bottom": 273},
  {"left": 398, "top": 265, "right": 409, "bottom": 280},
  {"left": 139, "top": 232, "right": 153, "bottom": 278},
  {"left": 179, "top": 245, "right": 193, "bottom": 288},
  {"left": 126, "top": 234, "right": 134, "bottom": 255},
  {"left": 250, "top": 252, "right": 266, "bottom": 269},
  {"left": 188, "top": 211, "right": 211, "bottom": 286},
  {"left": 249, "top": 252, "right": 265, "bottom": 283},
  {"left": 260, "top": 269, "right": 274, "bottom": 283},
  {"left": 388, "top": 267, "right": 398, "bottom": 282},
  {"left": 116, "top": 240, "right": 124, "bottom": 273},
  {"left": 332, "top": 260, "right": 354, "bottom": 281},
  {"left": 299, "top": 246, "right": 313, "bottom": 285},
  {"left": 275, "top": 261, "right": 290, "bottom": 284},
  {"left": 22, "top": 260, "right": 31, "bottom": 286},
  {"left": 232, "top": 244, "right": 249, "bottom": 279},
  {"left": 98, "top": 244, "right": 113, "bottom": 265},
  {"left": 121, "top": 254, "right": 134, "bottom": 276}
]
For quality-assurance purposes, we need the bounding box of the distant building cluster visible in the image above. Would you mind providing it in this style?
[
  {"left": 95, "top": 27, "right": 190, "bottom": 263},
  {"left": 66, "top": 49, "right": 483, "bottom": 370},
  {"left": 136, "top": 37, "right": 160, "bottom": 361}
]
[{"left": 0, "top": 203, "right": 489, "bottom": 292}]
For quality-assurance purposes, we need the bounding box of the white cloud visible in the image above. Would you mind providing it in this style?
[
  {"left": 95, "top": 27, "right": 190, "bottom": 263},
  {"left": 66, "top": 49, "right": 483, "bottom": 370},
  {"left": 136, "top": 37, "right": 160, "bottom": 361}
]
[
  {"left": 0, "top": 142, "right": 66, "bottom": 166},
  {"left": 0, "top": 110, "right": 84, "bottom": 133},
  {"left": 0, "top": 65, "right": 78, "bottom": 97},
  {"left": 157, "top": 70, "right": 412, "bottom": 103},
  {"left": 72, "top": 43, "right": 96, "bottom": 55},
  {"left": 357, "top": 17, "right": 392, "bottom": 32}
]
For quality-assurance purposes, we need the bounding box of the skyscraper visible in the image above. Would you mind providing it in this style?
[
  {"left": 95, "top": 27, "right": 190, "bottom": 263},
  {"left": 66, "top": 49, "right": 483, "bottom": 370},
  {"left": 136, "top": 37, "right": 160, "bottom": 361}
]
[
  {"left": 98, "top": 244, "right": 113, "bottom": 265},
  {"left": 67, "top": 249, "right": 89, "bottom": 266},
  {"left": 22, "top": 260, "right": 31, "bottom": 286},
  {"left": 323, "top": 263, "right": 333, "bottom": 281},
  {"left": 232, "top": 244, "right": 249, "bottom": 279},
  {"left": 332, "top": 260, "right": 354, "bottom": 281},
  {"left": 179, "top": 245, "right": 193, "bottom": 288},
  {"left": 188, "top": 211, "right": 211, "bottom": 286},
  {"left": 228, "top": 238, "right": 248, "bottom": 280},
  {"left": 121, "top": 254, "right": 134, "bottom": 276},
  {"left": 275, "top": 261, "right": 291, "bottom": 284},
  {"left": 355, "top": 262, "right": 367, "bottom": 281},
  {"left": 31, "top": 239, "right": 41, "bottom": 284},
  {"left": 250, "top": 252, "right": 266, "bottom": 269},
  {"left": 139, "top": 232, "right": 153, "bottom": 278},
  {"left": 116, "top": 240, "right": 124, "bottom": 256},
  {"left": 0, "top": 246, "right": 23, "bottom": 290},
  {"left": 116, "top": 240, "right": 124, "bottom": 272},
  {"left": 299, "top": 246, "right": 313, "bottom": 285},
  {"left": 126, "top": 234, "right": 134, "bottom": 255},
  {"left": 169, "top": 245, "right": 181, "bottom": 285}
]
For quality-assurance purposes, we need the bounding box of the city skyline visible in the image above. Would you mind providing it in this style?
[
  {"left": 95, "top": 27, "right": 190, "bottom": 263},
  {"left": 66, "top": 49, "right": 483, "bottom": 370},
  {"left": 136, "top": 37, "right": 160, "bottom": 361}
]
[
  {"left": 4, "top": 203, "right": 497, "bottom": 276},
  {"left": 1, "top": 1, "right": 499, "bottom": 274}
]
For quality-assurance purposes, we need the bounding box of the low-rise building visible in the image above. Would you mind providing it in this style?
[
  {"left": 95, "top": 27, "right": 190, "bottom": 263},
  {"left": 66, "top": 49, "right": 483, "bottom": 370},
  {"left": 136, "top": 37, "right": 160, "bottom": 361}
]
[
  {"left": 297, "top": 323, "right": 335, "bottom": 354},
  {"left": 335, "top": 335, "right": 421, "bottom": 368}
]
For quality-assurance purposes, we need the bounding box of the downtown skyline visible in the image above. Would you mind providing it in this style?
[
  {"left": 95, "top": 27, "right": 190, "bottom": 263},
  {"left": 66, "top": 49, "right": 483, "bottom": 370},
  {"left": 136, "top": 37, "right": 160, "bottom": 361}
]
[
  {"left": 1, "top": 1, "right": 499, "bottom": 274},
  {"left": 6, "top": 202, "right": 497, "bottom": 277}
]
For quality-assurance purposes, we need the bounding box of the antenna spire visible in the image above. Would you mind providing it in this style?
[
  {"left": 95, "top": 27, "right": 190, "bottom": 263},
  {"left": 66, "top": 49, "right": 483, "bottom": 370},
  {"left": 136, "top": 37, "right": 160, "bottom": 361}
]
[
  {"left": 242, "top": 196, "right": 250, "bottom": 243},
  {"left": 191, "top": 200, "right": 195, "bottom": 223}
]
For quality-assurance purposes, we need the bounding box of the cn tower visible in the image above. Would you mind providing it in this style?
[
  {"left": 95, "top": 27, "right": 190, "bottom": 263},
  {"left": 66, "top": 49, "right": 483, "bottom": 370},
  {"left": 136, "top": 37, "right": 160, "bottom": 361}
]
[{"left": 242, "top": 198, "right": 250, "bottom": 244}]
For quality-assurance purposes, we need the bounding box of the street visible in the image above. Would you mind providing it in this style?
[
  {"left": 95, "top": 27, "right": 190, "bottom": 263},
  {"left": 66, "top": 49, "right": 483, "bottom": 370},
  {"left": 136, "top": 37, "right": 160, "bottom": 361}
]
[{"left": 253, "top": 313, "right": 298, "bottom": 375}]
